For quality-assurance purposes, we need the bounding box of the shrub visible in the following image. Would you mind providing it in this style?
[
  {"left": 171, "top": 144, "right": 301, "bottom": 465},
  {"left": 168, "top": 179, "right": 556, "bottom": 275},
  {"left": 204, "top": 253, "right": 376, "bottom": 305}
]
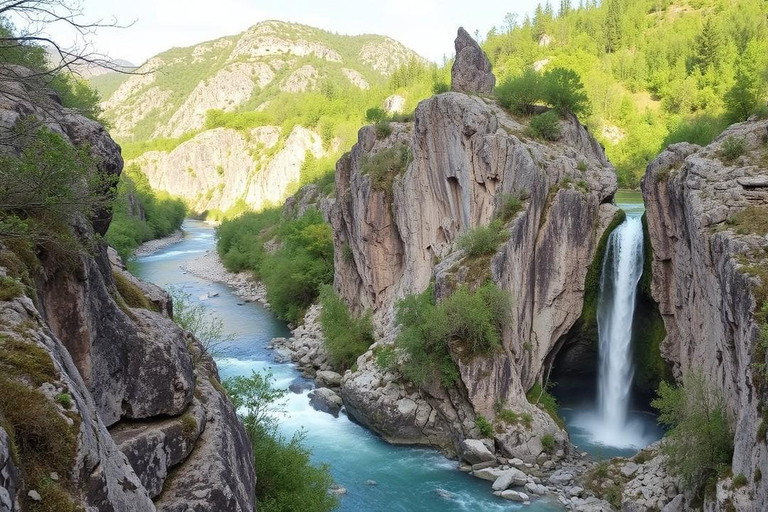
[
  {"left": 732, "top": 473, "right": 747, "bottom": 488},
  {"left": 652, "top": 369, "right": 733, "bottom": 493},
  {"left": 373, "top": 345, "right": 396, "bottom": 371},
  {"left": 755, "top": 468, "right": 763, "bottom": 483},
  {"left": 476, "top": 415, "right": 494, "bottom": 438},
  {"left": 527, "top": 382, "right": 565, "bottom": 428},
  {"left": 374, "top": 119, "right": 392, "bottom": 138},
  {"left": 224, "top": 371, "right": 338, "bottom": 512},
  {"left": 318, "top": 286, "right": 374, "bottom": 371},
  {"left": 541, "top": 67, "right": 591, "bottom": 117},
  {"left": 432, "top": 81, "right": 450, "bottom": 94},
  {"left": 496, "top": 68, "right": 542, "bottom": 115},
  {"left": 360, "top": 145, "right": 412, "bottom": 198},
  {"left": 527, "top": 111, "right": 562, "bottom": 141},
  {"left": 54, "top": 392, "right": 73, "bottom": 410},
  {"left": 719, "top": 136, "right": 747, "bottom": 161},
  {"left": 112, "top": 270, "right": 154, "bottom": 310},
  {"left": 457, "top": 220, "right": 508, "bottom": 256},
  {"left": 395, "top": 283, "right": 510, "bottom": 387},
  {"left": 541, "top": 433, "right": 556, "bottom": 453},
  {"left": 168, "top": 287, "right": 232, "bottom": 361},
  {"left": 577, "top": 160, "right": 588, "bottom": 172},
  {"left": 0, "top": 275, "right": 24, "bottom": 301},
  {"left": 365, "top": 107, "right": 386, "bottom": 123},
  {"left": 496, "top": 193, "right": 523, "bottom": 223}
]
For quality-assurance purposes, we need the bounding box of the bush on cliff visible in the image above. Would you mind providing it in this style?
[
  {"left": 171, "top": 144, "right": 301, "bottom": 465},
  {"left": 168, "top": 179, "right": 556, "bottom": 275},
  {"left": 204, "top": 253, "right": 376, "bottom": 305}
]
[
  {"left": 496, "top": 67, "right": 590, "bottom": 119},
  {"left": 224, "top": 371, "right": 338, "bottom": 512},
  {"left": 394, "top": 283, "right": 511, "bottom": 387},
  {"left": 318, "top": 286, "right": 374, "bottom": 371},
  {"left": 652, "top": 369, "right": 733, "bottom": 494},
  {"left": 457, "top": 220, "right": 509, "bottom": 257}
]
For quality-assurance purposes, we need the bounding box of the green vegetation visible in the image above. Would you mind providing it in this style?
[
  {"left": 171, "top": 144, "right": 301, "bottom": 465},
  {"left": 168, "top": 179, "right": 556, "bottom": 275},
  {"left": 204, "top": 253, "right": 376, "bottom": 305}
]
[
  {"left": 495, "top": 193, "right": 524, "bottom": 223},
  {"left": 317, "top": 285, "right": 374, "bottom": 371},
  {"left": 527, "top": 382, "right": 565, "bottom": 428},
  {"left": 727, "top": 205, "right": 768, "bottom": 236},
  {"left": 476, "top": 415, "right": 494, "bottom": 438},
  {"left": 484, "top": 0, "right": 768, "bottom": 186},
  {"left": 527, "top": 111, "right": 562, "bottom": 140},
  {"left": 496, "top": 408, "right": 533, "bottom": 429},
  {"left": 168, "top": 287, "right": 232, "bottom": 361},
  {"left": 0, "top": 275, "right": 24, "bottom": 301},
  {"left": 106, "top": 166, "right": 186, "bottom": 260},
  {"left": 224, "top": 371, "right": 337, "bottom": 512},
  {"left": 497, "top": 66, "right": 590, "bottom": 118},
  {"left": 541, "top": 433, "right": 556, "bottom": 453},
  {"left": 394, "top": 283, "right": 511, "bottom": 387},
  {"left": 54, "top": 393, "right": 73, "bottom": 410},
  {"left": 652, "top": 369, "right": 733, "bottom": 494},
  {"left": 719, "top": 136, "right": 747, "bottom": 161},
  {"left": 217, "top": 208, "right": 333, "bottom": 324},
  {"left": 360, "top": 145, "right": 413, "bottom": 198},
  {"left": 112, "top": 270, "right": 155, "bottom": 311},
  {"left": 457, "top": 220, "right": 509, "bottom": 257},
  {"left": 732, "top": 473, "right": 747, "bottom": 488}
]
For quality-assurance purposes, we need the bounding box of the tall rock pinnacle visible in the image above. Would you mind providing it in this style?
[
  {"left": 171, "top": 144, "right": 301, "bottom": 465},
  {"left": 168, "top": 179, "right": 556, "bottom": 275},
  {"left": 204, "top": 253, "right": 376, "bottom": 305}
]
[{"left": 451, "top": 27, "right": 496, "bottom": 94}]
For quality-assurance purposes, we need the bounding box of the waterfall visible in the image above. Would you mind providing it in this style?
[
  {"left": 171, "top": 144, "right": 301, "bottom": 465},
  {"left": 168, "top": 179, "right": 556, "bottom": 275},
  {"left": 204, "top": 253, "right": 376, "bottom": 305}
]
[{"left": 596, "top": 215, "right": 644, "bottom": 435}]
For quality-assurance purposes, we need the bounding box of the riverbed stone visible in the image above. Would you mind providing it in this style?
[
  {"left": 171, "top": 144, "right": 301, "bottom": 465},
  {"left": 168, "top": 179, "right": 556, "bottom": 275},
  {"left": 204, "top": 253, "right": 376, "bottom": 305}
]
[
  {"left": 621, "top": 462, "right": 639, "bottom": 478},
  {"left": 473, "top": 467, "right": 506, "bottom": 482},
  {"left": 460, "top": 439, "right": 495, "bottom": 465},
  {"left": 548, "top": 469, "right": 574, "bottom": 485},
  {"left": 492, "top": 468, "right": 528, "bottom": 490},
  {"left": 499, "top": 489, "right": 529, "bottom": 502},
  {"left": 316, "top": 370, "right": 343, "bottom": 388},
  {"left": 308, "top": 388, "right": 343, "bottom": 417}
]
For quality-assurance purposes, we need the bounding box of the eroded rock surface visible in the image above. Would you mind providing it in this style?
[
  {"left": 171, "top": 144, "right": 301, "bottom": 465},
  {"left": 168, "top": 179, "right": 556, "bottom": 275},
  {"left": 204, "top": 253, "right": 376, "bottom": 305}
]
[{"left": 451, "top": 27, "right": 495, "bottom": 94}]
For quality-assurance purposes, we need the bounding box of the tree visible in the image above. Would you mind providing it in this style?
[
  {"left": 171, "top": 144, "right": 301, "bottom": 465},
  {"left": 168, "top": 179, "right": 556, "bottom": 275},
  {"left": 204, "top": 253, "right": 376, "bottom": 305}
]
[
  {"left": 604, "top": 0, "right": 622, "bottom": 53},
  {"left": 542, "top": 67, "right": 591, "bottom": 117},
  {"left": 652, "top": 369, "right": 733, "bottom": 494},
  {"left": 496, "top": 68, "right": 542, "bottom": 115},
  {"left": 724, "top": 39, "right": 767, "bottom": 122},
  {"left": 692, "top": 18, "right": 723, "bottom": 73}
]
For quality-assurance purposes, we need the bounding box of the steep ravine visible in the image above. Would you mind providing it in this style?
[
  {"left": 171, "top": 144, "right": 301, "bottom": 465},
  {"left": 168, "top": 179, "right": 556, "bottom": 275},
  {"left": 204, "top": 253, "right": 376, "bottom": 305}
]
[{"left": 0, "top": 76, "right": 253, "bottom": 511}]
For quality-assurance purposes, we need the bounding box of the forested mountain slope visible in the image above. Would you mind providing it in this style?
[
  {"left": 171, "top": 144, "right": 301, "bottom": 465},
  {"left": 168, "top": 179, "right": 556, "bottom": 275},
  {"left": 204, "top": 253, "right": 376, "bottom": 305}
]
[
  {"left": 483, "top": 0, "right": 768, "bottom": 186},
  {"left": 99, "top": 20, "right": 439, "bottom": 216}
]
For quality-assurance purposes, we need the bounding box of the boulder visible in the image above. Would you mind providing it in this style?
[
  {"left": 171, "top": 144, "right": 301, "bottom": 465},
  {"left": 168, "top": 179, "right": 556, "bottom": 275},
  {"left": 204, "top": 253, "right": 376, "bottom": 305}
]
[
  {"left": 308, "top": 388, "right": 343, "bottom": 417},
  {"left": 473, "top": 467, "right": 506, "bottom": 482},
  {"left": 316, "top": 370, "right": 343, "bottom": 388},
  {"left": 492, "top": 468, "right": 528, "bottom": 490},
  {"left": 499, "top": 489, "right": 529, "bottom": 502},
  {"left": 621, "top": 462, "right": 639, "bottom": 478},
  {"left": 661, "top": 495, "right": 684, "bottom": 512},
  {"left": 548, "top": 469, "right": 574, "bottom": 485},
  {"left": 460, "top": 439, "right": 496, "bottom": 465},
  {"left": 451, "top": 27, "right": 495, "bottom": 94}
]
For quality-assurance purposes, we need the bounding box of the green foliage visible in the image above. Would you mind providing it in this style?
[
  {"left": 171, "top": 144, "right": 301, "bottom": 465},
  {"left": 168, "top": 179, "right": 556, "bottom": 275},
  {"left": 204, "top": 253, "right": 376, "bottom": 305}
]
[
  {"left": 224, "top": 371, "right": 337, "bottom": 512},
  {"left": 496, "top": 193, "right": 524, "bottom": 223},
  {"left": 719, "top": 136, "right": 747, "bottom": 161},
  {"left": 112, "top": 270, "right": 154, "bottom": 311},
  {"left": 168, "top": 287, "right": 232, "bottom": 361},
  {"left": 0, "top": 126, "right": 115, "bottom": 253},
  {"left": 496, "top": 68, "right": 542, "bottom": 115},
  {"left": 54, "top": 393, "right": 73, "bottom": 410},
  {"left": 527, "top": 111, "right": 562, "bottom": 140},
  {"left": 541, "top": 67, "right": 591, "bottom": 117},
  {"left": 217, "top": 208, "right": 333, "bottom": 324},
  {"left": 318, "top": 285, "right": 374, "bottom": 371},
  {"left": 365, "top": 107, "right": 386, "bottom": 123},
  {"left": 732, "top": 473, "right": 747, "bottom": 488},
  {"left": 395, "top": 283, "right": 510, "bottom": 387},
  {"left": 374, "top": 119, "right": 392, "bottom": 138},
  {"left": 527, "top": 382, "right": 565, "bottom": 428},
  {"left": 652, "top": 369, "right": 733, "bottom": 493},
  {"left": 541, "top": 433, "right": 556, "bottom": 454},
  {"left": 483, "top": 0, "right": 768, "bottom": 187},
  {"left": 476, "top": 415, "right": 494, "bottom": 438},
  {"left": 106, "top": 166, "right": 186, "bottom": 260},
  {"left": 497, "top": 409, "right": 532, "bottom": 429},
  {"left": 0, "top": 275, "right": 24, "bottom": 301},
  {"left": 457, "top": 220, "right": 508, "bottom": 257},
  {"left": 360, "top": 145, "right": 413, "bottom": 198},
  {"left": 373, "top": 345, "right": 397, "bottom": 372}
]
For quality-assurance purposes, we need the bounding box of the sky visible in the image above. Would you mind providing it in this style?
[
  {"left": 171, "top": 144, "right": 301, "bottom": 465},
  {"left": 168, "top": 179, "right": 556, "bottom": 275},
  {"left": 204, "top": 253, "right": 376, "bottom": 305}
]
[{"left": 37, "top": 0, "right": 542, "bottom": 65}]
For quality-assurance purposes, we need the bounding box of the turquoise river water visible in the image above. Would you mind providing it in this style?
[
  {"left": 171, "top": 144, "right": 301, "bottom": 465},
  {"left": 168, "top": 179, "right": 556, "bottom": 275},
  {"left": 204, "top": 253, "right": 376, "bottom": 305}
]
[{"left": 133, "top": 219, "right": 562, "bottom": 512}]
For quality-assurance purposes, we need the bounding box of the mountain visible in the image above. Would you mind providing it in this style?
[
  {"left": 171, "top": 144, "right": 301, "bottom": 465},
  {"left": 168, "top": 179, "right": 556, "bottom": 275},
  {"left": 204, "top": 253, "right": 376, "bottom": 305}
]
[{"left": 100, "top": 21, "right": 434, "bottom": 215}]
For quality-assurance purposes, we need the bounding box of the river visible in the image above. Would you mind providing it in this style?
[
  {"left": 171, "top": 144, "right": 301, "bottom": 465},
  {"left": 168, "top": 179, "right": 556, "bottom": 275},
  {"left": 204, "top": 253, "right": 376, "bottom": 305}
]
[{"left": 132, "top": 219, "right": 561, "bottom": 512}]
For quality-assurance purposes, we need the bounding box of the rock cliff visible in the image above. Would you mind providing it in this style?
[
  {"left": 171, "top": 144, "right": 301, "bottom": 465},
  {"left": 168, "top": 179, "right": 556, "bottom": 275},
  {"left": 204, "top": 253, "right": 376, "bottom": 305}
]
[
  {"left": 0, "top": 71, "right": 254, "bottom": 511},
  {"left": 330, "top": 86, "right": 618, "bottom": 458},
  {"left": 642, "top": 119, "right": 768, "bottom": 510}
]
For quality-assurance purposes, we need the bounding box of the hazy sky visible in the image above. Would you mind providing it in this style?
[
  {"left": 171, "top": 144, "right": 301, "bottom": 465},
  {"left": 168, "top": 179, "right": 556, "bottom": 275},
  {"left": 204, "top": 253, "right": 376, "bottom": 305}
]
[{"left": 38, "top": 0, "right": 542, "bottom": 65}]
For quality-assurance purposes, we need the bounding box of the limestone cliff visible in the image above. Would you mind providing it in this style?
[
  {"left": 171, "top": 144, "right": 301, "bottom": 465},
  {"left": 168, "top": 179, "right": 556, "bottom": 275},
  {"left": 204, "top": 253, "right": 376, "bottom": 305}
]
[
  {"left": 643, "top": 120, "right": 768, "bottom": 510},
  {"left": 331, "top": 89, "right": 618, "bottom": 458},
  {"left": 0, "top": 71, "right": 254, "bottom": 511},
  {"left": 101, "top": 20, "right": 425, "bottom": 214}
]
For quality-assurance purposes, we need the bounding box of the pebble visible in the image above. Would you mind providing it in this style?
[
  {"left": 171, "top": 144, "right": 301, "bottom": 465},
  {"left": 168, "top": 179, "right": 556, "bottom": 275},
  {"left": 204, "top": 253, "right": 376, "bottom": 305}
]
[{"left": 27, "top": 490, "right": 41, "bottom": 502}]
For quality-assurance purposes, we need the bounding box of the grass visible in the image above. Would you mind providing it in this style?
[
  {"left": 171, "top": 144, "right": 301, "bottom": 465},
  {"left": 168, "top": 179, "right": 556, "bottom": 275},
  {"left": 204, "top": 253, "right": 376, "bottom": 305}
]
[
  {"left": 360, "top": 145, "right": 412, "bottom": 198},
  {"left": 457, "top": 220, "right": 509, "bottom": 257},
  {"left": 180, "top": 413, "right": 198, "bottom": 442},
  {"left": 0, "top": 335, "right": 58, "bottom": 387},
  {"left": 732, "top": 473, "right": 747, "bottom": 488},
  {"left": 719, "top": 136, "right": 747, "bottom": 162},
  {"left": 476, "top": 415, "right": 494, "bottom": 438},
  {"left": 726, "top": 206, "right": 768, "bottom": 237},
  {"left": 112, "top": 270, "right": 155, "bottom": 311},
  {"left": 318, "top": 285, "right": 375, "bottom": 372},
  {"left": 496, "top": 409, "right": 533, "bottom": 429},
  {"left": 0, "top": 275, "right": 24, "bottom": 301},
  {"left": 495, "top": 193, "right": 524, "bottom": 223},
  {"left": 541, "top": 433, "right": 555, "bottom": 454},
  {"left": 526, "top": 382, "right": 565, "bottom": 429},
  {"left": 54, "top": 393, "right": 73, "bottom": 410}
]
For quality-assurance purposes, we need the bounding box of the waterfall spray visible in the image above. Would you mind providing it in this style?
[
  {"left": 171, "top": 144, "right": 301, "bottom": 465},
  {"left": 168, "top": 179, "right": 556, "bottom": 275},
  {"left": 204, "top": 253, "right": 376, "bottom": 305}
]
[{"left": 596, "top": 215, "right": 645, "bottom": 435}]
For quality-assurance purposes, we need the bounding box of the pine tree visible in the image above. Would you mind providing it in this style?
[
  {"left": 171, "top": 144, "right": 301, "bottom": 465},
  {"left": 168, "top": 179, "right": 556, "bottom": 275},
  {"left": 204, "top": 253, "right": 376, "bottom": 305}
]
[
  {"left": 693, "top": 18, "right": 723, "bottom": 73},
  {"left": 560, "top": 0, "right": 572, "bottom": 17},
  {"left": 604, "top": 0, "right": 622, "bottom": 53},
  {"left": 724, "top": 40, "right": 766, "bottom": 122}
]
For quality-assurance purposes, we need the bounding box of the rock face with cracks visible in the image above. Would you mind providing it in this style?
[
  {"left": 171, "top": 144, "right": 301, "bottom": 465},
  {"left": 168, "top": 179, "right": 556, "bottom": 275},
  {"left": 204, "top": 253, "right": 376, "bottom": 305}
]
[
  {"left": 451, "top": 28, "right": 496, "bottom": 94},
  {"left": 642, "top": 119, "right": 768, "bottom": 510}
]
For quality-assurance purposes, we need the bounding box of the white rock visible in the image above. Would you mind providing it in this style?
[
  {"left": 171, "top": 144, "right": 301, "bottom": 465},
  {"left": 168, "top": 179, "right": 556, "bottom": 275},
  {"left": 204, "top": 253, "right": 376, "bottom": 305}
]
[
  {"left": 460, "top": 439, "right": 496, "bottom": 465},
  {"left": 499, "top": 490, "right": 529, "bottom": 502},
  {"left": 27, "top": 490, "right": 41, "bottom": 502},
  {"left": 492, "top": 468, "right": 528, "bottom": 490}
]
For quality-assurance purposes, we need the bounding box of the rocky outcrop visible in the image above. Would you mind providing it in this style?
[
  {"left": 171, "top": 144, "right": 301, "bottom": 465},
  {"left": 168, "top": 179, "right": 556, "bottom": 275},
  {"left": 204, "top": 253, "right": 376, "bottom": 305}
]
[
  {"left": 0, "top": 76, "right": 254, "bottom": 511},
  {"left": 331, "top": 90, "right": 617, "bottom": 458},
  {"left": 451, "top": 28, "right": 495, "bottom": 94},
  {"left": 642, "top": 119, "right": 768, "bottom": 510},
  {"left": 135, "top": 124, "right": 325, "bottom": 213}
]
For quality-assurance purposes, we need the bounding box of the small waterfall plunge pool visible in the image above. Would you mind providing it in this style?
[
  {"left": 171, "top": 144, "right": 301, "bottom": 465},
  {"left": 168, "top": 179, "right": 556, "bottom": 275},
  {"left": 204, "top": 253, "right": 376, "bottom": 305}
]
[
  {"left": 132, "top": 220, "right": 562, "bottom": 512},
  {"left": 551, "top": 191, "right": 665, "bottom": 459}
]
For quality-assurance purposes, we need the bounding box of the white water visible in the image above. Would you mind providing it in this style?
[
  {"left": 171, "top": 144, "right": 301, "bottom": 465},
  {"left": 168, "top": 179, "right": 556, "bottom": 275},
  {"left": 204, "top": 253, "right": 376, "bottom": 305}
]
[{"left": 596, "top": 215, "right": 645, "bottom": 439}]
